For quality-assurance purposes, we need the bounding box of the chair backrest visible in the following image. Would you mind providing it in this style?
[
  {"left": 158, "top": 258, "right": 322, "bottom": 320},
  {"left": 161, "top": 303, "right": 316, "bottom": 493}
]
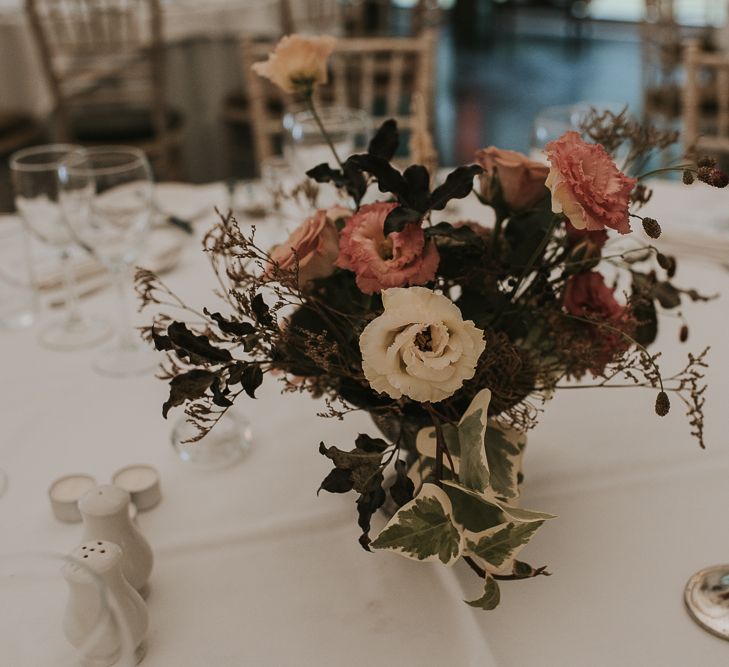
[
  {"left": 243, "top": 30, "right": 436, "bottom": 169},
  {"left": 279, "top": 0, "right": 344, "bottom": 36},
  {"left": 682, "top": 39, "right": 729, "bottom": 155},
  {"left": 26, "top": 0, "right": 165, "bottom": 138},
  {"left": 640, "top": 0, "right": 683, "bottom": 118}
]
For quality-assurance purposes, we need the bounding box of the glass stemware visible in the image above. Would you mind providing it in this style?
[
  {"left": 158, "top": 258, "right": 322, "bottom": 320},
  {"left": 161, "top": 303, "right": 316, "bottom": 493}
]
[
  {"left": 58, "top": 146, "right": 156, "bottom": 377},
  {"left": 283, "top": 106, "right": 371, "bottom": 173},
  {"left": 10, "top": 144, "right": 111, "bottom": 350}
]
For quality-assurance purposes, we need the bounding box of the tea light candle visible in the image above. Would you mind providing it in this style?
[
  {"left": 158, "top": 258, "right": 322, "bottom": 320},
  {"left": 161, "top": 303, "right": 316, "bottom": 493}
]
[
  {"left": 112, "top": 465, "right": 161, "bottom": 512},
  {"left": 49, "top": 474, "right": 97, "bottom": 523}
]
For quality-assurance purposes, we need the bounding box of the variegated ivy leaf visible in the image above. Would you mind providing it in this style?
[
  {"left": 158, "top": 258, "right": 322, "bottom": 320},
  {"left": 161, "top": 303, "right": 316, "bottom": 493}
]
[
  {"left": 499, "top": 504, "right": 556, "bottom": 524},
  {"left": 466, "top": 521, "right": 544, "bottom": 569},
  {"left": 370, "top": 483, "right": 463, "bottom": 565},
  {"left": 415, "top": 423, "right": 460, "bottom": 461},
  {"left": 442, "top": 480, "right": 556, "bottom": 539},
  {"left": 465, "top": 576, "right": 500, "bottom": 610},
  {"left": 442, "top": 479, "right": 505, "bottom": 534},
  {"left": 484, "top": 421, "right": 526, "bottom": 501},
  {"left": 457, "top": 388, "right": 492, "bottom": 492},
  {"left": 414, "top": 389, "right": 492, "bottom": 493}
]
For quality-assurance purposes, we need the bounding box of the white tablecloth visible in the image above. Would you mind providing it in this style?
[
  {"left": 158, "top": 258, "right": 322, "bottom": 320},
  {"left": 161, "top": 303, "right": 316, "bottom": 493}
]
[
  {"left": 0, "top": 0, "right": 279, "bottom": 116},
  {"left": 2, "top": 179, "right": 729, "bottom": 665}
]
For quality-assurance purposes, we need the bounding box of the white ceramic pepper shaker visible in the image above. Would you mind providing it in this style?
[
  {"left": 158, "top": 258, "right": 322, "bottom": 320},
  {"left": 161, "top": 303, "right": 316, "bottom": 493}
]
[
  {"left": 79, "top": 485, "right": 153, "bottom": 595},
  {"left": 62, "top": 540, "right": 148, "bottom": 666}
]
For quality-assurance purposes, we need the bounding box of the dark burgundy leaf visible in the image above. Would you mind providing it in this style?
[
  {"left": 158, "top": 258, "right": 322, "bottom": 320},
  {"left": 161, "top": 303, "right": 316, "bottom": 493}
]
[
  {"left": 152, "top": 332, "right": 173, "bottom": 351},
  {"left": 345, "top": 154, "right": 408, "bottom": 200},
  {"left": 389, "top": 459, "right": 415, "bottom": 507},
  {"left": 241, "top": 364, "right": 263, "bottom": 398},
  {"left": 210, "top": 379, "right": 233, "bottom": 408},
  {"left": 251, "top": 293, "right": 273, "bottom": 327},
  {"left": 318, "top": 468, "right": 355, "bottom": 495},
  {"left": 356, "top": 472, "right": 386, "bottom": 551},
  {"left": 403, "top": 165, "right": 431, "bottom": 212},
  {"left": 383, "top": 206, "right": 422, "bottom": 236},
  {"left": 354, "top": 433, "right": 389, "bottom": 453},
  {"left": 167, "top": 322, "right": 232, "bottom": 363},
  {"left": 428, "top": 164, "right": 484, "bottom": 211},
  {"left": 367, "top": 119, "right": 399, "bottom": 161},
  {"left": 207, "top": 310, "right": 255, "bottom": 337},
  {"left": 306, "top": 163, "right": 346, "bottom": 186},
  {"left": 162, "top": 369, "right": 216, "bottom": 418}
]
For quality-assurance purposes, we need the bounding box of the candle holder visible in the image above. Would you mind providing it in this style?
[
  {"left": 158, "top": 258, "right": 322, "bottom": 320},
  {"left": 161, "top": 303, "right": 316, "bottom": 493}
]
[{"left": 685, "top": 565, "right": 729, "bottom": 640}]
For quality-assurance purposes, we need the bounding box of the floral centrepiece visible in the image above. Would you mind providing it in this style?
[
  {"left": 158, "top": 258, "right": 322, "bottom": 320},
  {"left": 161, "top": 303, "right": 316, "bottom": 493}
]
[{"left": 137, "top": 36, "right": 723, "bottom": 611}]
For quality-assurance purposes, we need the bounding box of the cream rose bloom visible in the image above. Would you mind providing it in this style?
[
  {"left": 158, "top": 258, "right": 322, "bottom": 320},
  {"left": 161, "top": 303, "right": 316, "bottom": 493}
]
[
  {"left": 251, "top": 34, "right": 337, "bottom": 95},
  {"left": 360, "top": 287, "right": 486, "bottom": 403}
]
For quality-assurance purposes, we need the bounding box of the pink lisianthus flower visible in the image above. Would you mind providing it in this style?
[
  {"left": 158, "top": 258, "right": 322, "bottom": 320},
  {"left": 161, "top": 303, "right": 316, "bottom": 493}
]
[
  {"left": 563, "top": 270, "right": 634, "bottom": 375},
  {"left": 269, "top": 206, "right": 349, "bottom": 287},
  {"left": 336, "top": 202, "right": 439, "bottom": 295},
  {"left": 545, "top": 131, "right": 637, "bottom": 235}
]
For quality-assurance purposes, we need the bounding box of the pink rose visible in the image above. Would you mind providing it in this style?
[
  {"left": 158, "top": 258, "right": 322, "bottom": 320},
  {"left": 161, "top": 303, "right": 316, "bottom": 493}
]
[
  {"left": 563, "top": 271, "right": 624, "bottom": 320},
  {"left": 336, "top": 202, "right": 439, "bottom": 295},
  {"left": 545, "top": 131, "right": 636, "bottom": 235},
  {"left": 270, "top": 206, "right": 348, "bottom": 286},
  {"left": 475, "top": 147, "right": 549, "bottom": 211},
  {"left": 251, "top": 34, "right": 336, "bottom": 95}
]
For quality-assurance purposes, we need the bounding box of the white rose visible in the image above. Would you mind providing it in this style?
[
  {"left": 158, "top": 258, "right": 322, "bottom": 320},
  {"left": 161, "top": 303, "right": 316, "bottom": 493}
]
[{"left": 360, "top": 287, "right": 486, "bottom": 403}]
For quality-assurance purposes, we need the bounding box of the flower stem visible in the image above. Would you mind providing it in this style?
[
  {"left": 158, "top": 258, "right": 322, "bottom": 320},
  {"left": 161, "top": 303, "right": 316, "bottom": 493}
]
[
  {"left": 508, "top": 215, "right": 560, "bottom": 301},
  {"left": 637, "top": 164, "right": 694, "bottom": 180},
  {"left": 305, "top": 94, "right": 344, "bottom": 170}
]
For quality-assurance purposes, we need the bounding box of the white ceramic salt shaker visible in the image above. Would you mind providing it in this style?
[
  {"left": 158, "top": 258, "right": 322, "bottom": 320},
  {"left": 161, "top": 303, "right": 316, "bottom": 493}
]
[
  {"left": 62, "top": 540, "right": 148, "bottom": 666},
  {"left": 79, "top": 485, "right": 153, "bottom": 595}
]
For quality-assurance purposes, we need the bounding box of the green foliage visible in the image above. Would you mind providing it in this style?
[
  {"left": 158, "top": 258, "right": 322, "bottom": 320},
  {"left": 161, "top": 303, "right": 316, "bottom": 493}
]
[
  {"left": 466, "top": 576, "right": 500, "bottom": 610},
  {"left": 371, "top": 484, "right": 462, "bottom": 565},
  {"left": 457, "top": 389, "right": 492, "bottom": 492},
  {"left": 484, "top": 422, "right": 526, "bottom": 501},
  {"left": 466, "top": 521, "right": 544, "bottom": 569}
]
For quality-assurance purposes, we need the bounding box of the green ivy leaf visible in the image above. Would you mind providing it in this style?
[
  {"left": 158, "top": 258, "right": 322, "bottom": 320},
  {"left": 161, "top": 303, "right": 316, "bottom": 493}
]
[
  {"left": 442, "top": 480, "right": 505, "bottom": 534},
  {"left": 465, "top": 576, "right": 500, "bottom": 610},
  {"left": 457, "top": 389, "right": 492, "bottom": 492},
  {"left": 466, "top": 521, "right": 544, "bottom": 569},
  {"left": 484, "top": 421, "right": 526, "bottom": 501},
  {"left": 370, "top": 483, "right": 462, "bottom": 565}
]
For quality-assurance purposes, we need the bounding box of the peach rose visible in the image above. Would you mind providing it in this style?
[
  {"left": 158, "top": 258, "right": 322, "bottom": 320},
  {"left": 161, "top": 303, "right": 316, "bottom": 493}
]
[
  {"left": 270, "top": 206, "right": 348, "bottom": 286},
  {"left": 251, "top": 34, "right": 336, "bottom": 95},
  {"left": 336, "top": 202, "right": 439, "bottom": 295},
  {"left": 475, "top": 147, "right": 549, "bottom": 211},
  {"left": 545, "top": 131, "right": 636, "bottom": 235}
]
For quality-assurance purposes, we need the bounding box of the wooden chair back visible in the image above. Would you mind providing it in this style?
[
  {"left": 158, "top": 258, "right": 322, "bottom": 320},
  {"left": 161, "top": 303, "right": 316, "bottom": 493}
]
[
  {"left": 682, "top": 39, "right": 729, "bottom": 155},
  {"left": 25, "top": 0, "right": 178, "bottom": 175},
  {"left": 243, "top": 30, "right": 436, "bottom": 169},
  {"left": 279, "top": 0, "right": 344, "bottom": 35}
]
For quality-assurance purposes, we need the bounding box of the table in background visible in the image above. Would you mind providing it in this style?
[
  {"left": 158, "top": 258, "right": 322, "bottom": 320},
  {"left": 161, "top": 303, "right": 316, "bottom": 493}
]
[{"left": 2, "top": 179, "right": 729, "bottom": 665}]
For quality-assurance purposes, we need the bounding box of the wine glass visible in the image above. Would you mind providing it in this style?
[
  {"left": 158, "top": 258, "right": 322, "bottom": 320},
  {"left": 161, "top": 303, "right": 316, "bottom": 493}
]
[
  {"left": 10, "top": 144, "right": 111, "bottom": 350},
  {"left": 283, "top": 106, "right": 371, "bottom": 173},
  {"left": 57, "top": 146, "right": 156, "bottom": 377}
]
